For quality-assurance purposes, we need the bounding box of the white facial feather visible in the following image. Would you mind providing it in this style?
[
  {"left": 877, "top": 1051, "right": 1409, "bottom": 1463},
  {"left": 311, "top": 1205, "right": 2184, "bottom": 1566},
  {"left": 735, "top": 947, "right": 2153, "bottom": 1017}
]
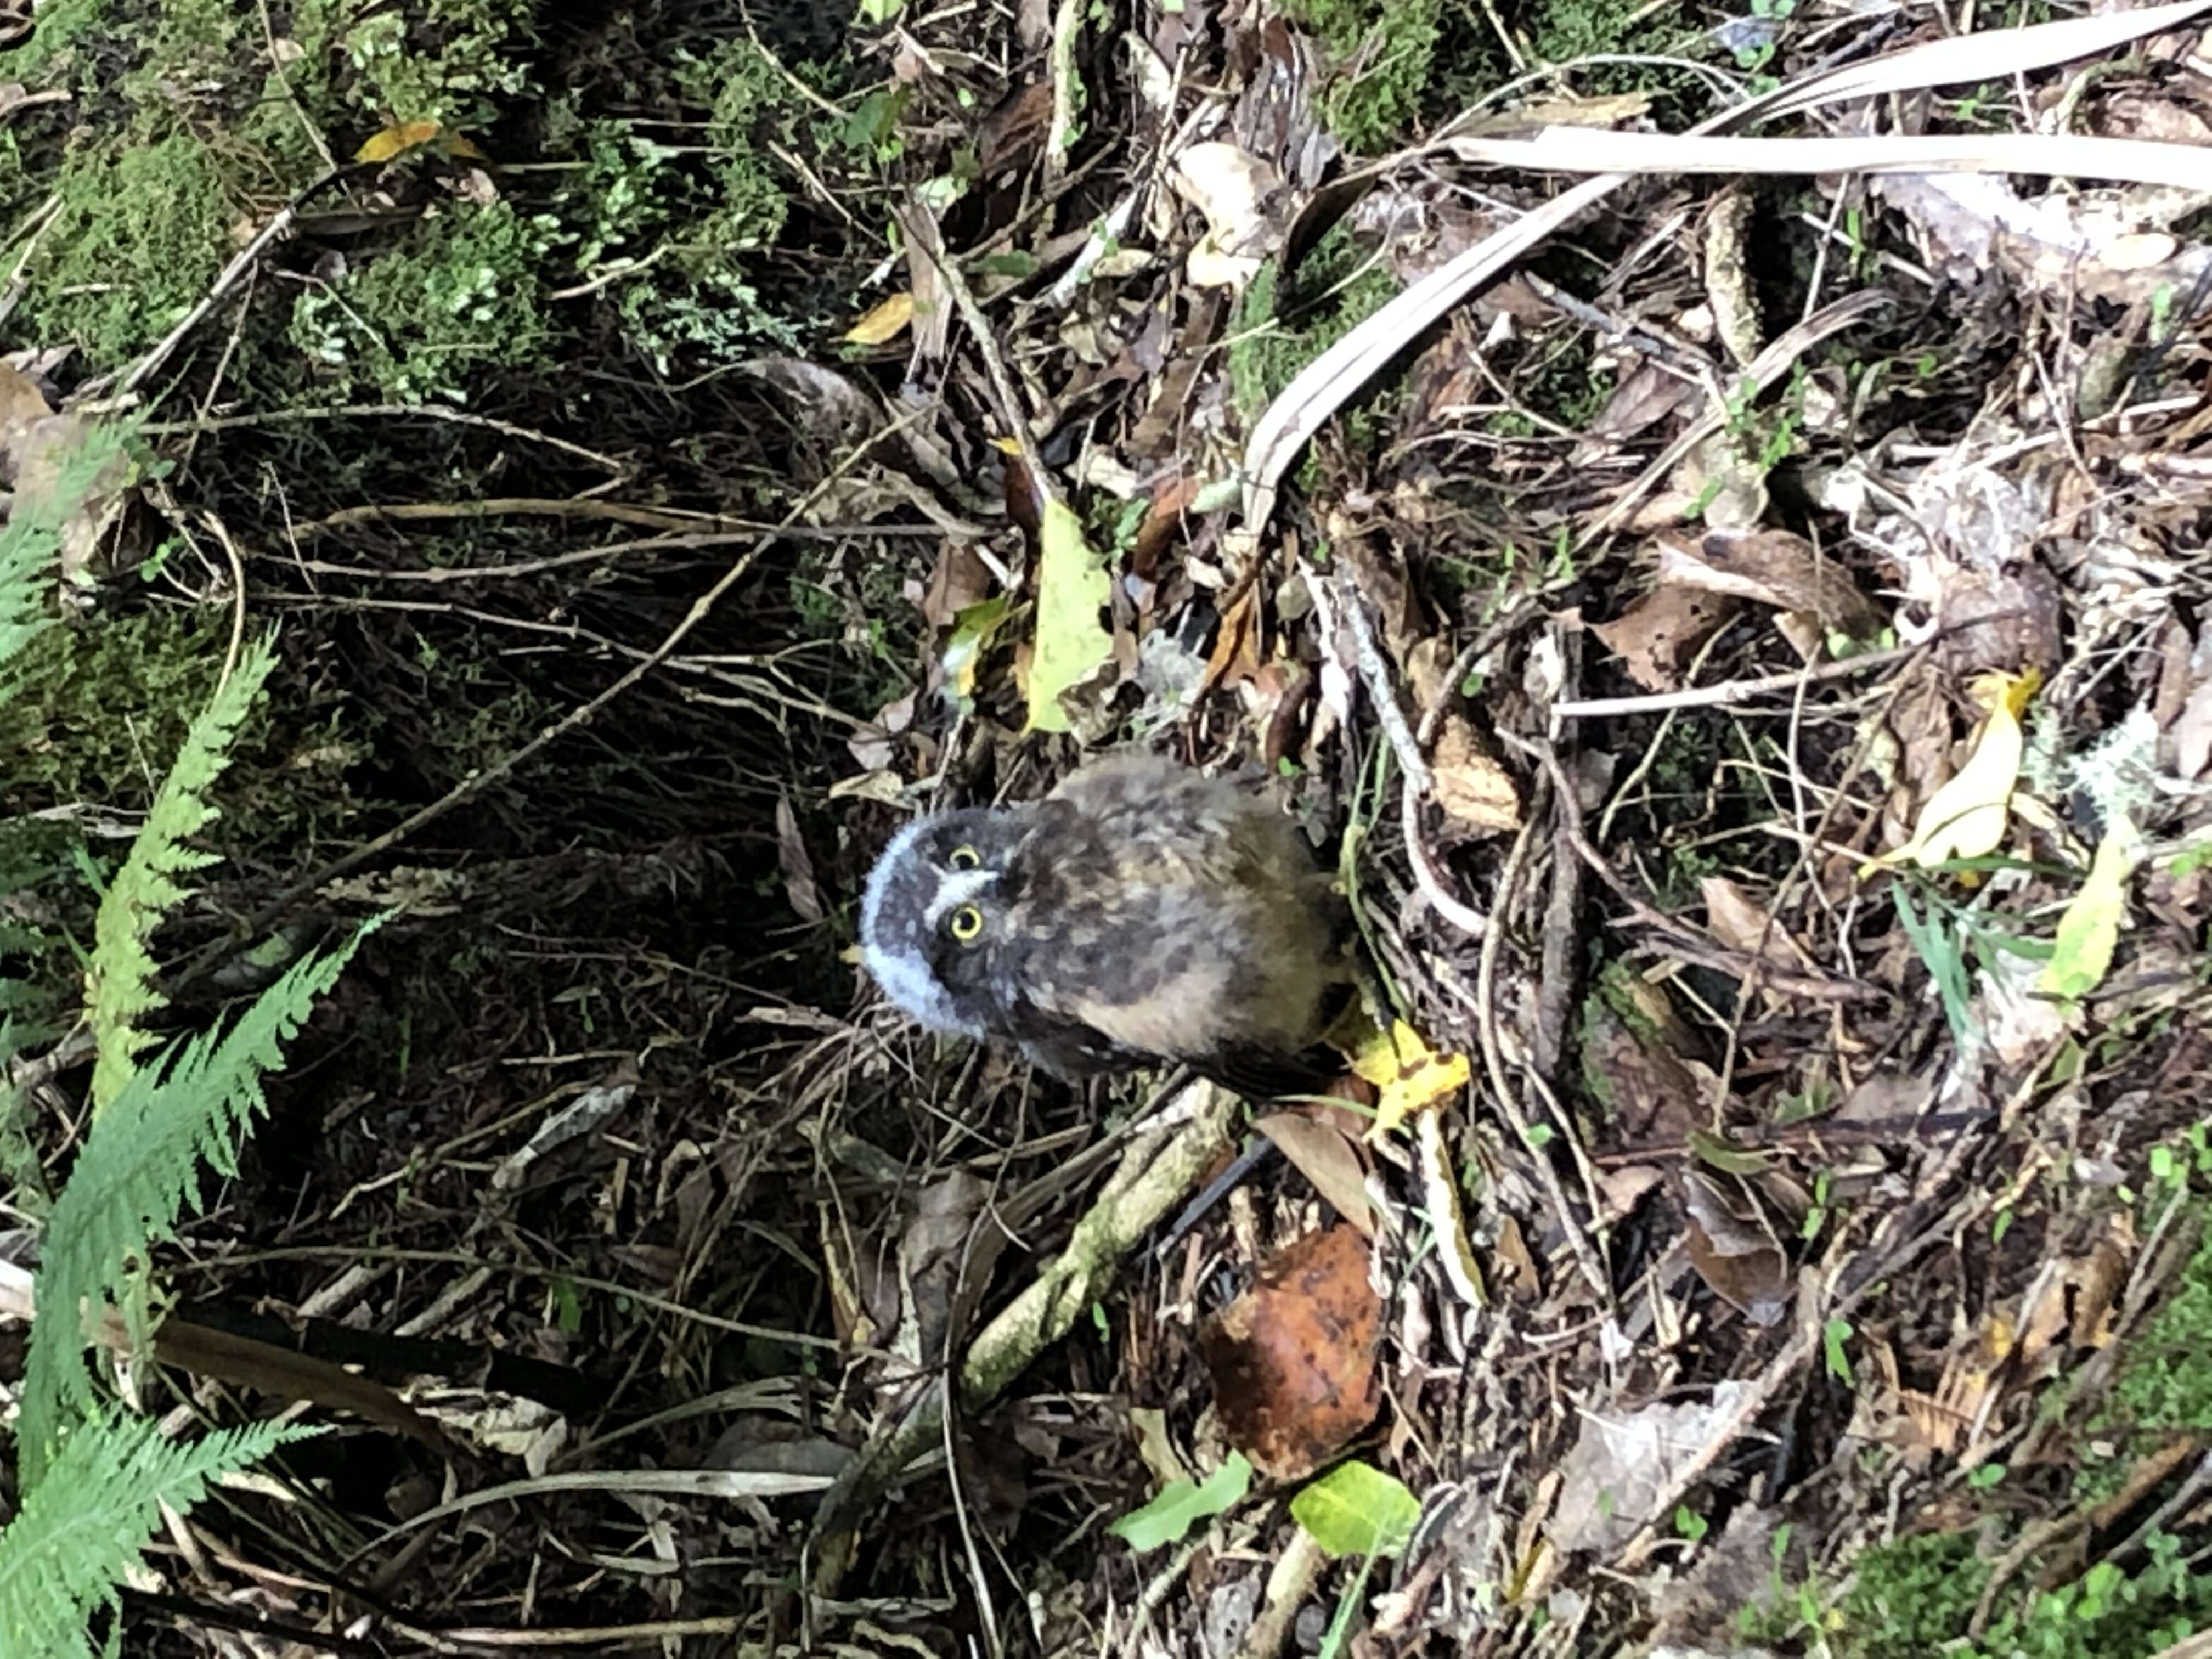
[{"left": 860, "top": 815, "right": 992, "bottom": 1038}]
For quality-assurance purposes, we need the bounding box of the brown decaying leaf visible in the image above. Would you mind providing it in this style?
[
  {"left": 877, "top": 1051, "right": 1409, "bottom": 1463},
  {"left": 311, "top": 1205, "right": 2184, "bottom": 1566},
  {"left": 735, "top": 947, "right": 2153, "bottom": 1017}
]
[
  {"left": 1200, "top": 1224, "right": 1380, "bottom": 1480},
  {"left": 1131, "top": 472, "right": 1201, "bottom": 580},
  {"left": 919, "top": 542, "right": 994, "bottom": 631},
  {"left": 1589, "top": 585, "right": 1741, "bottom": 692},
  {"left": 1254, "top": 1110, "right": 1374, "bottom": 1237},
  {"left": 775, "top": 796, "right": 823, "bottom": 924},
  {"left": 1654, "top": 528, "right": 1884, "bottom": 636},
  {"left": 978, "top": 80, "right": 1054, "bottom": 175},
  {"left": 1430, "top": 715, "right": 1521, "bottom": 833},
  {"left": 1679, "top": 1172, "right": 1792, "bottom": 1327},
  {"left": 1550, "top": 1384, "right": 1753, "bottom": 1555}
]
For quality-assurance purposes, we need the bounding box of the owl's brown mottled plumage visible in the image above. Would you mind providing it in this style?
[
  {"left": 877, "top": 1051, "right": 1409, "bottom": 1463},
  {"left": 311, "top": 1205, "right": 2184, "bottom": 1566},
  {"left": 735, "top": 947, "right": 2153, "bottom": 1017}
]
[{"left": 859, "top": 752, "right": 1350, "bottom": 1098}]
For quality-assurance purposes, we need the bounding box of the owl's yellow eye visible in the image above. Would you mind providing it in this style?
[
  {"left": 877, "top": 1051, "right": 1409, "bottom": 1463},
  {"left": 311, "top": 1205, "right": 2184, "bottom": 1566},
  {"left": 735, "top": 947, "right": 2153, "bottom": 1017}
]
[
  {"left": 947, "top": 904, "right": 985, "bottom": 943},
  {"left": 947, "top": 845, "right": 981, "bottom": 871}
]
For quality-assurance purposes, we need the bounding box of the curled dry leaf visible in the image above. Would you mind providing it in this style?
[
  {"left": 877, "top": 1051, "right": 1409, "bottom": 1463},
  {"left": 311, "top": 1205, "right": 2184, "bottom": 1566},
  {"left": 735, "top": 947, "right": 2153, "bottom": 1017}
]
[
  {"left": 1654, "top": 528, "right": 1885, "bottom": 638},
  {"left": 1680, "top": 1172, "right": 1792, "bottom": 1327},
  {"left": 1874, "top": 668, "right": 2038, "bottom": 870},
  {"left": 775, "top": 796, "right": 823, "bottom": 924},
  {"left": 1430, "top": 716, "right": 1521, "bottom": 834},
  {"left": 1200, "top": 1224, "right": 1380, "bottom": 1481},
  {"left": 1170, "top": 140, "right": 1287, "bottom": 289},
  {"left": 843, "top": 292, "right": 914, "bottom": 346},
  {"left": 1589, "top": 584, "right": 1741, "bottom": 692},
  {"left": 1253, "top": 1110, "right": 1374, "bottom": 1238}
]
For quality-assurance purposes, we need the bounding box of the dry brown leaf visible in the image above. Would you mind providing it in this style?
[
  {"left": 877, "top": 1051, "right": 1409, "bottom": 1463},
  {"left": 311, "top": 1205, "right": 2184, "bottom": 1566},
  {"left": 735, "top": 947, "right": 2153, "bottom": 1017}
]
[
  {"left": 1430, "top": 715, "right": 1520, "bottom": 833},
  {"left": 774, "top": 796, "right": 822, "bottom": 924},
  {"left": 1254, "top": 1110, "right": 1375, "bottom": 1237},
  {"left": 918, "top": 543, "right": 995, "bottom": 632},
  {"left": 1200, "top": 1225, "right": 1380, "bottom": 1481},
  {"left": 1578, "top": 1005, "right": 1701, "bottom": 1144},
  {"left": 1655, "top": 527, "right": 1884, "bottom": 636},
  {"left": 1589, "top": 585, "right": 1741, "bottom": 691},
  {"left": 1680, "top": 1172, "right": 1791, "bottom": 1327}
]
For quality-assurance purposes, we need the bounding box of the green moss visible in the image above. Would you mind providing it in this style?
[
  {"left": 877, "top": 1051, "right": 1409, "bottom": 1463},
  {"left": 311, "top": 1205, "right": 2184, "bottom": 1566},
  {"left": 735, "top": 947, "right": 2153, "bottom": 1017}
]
[
  {"left": 1228, "top": 226, "right": 1400, "bottom": 430},
  {"left": 289, "top": 200, "right": 562, "bottom": 403},
  {"left": 1282, "top": 0, "right": 1444, "bottom": 154},
  {"left": 1825, "top": 1528, "right": 2210, "bottom": 1658},
  {"left": 29, "top": 135, "right": 233, "bottom": 368},
  {"left": 1, "top": 605, "right": 244, "bottom": 817},
  {"left": 306, "top": 0, "right": 538, "bottom": 128},
  {"left": 2096, "top": 1214, "right": 2212, "bottom": 1443}
]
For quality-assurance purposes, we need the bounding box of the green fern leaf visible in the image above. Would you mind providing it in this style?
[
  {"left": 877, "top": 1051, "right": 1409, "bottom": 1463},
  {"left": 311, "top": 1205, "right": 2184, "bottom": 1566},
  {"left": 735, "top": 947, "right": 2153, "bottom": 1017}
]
[
  {"left": 0, "top": 1408, "right": 312, "bottom": 1659},
  {"left": 19, "top": 924, "right": 374, "bottom": 1488},
  {"left": 85, "top": 635, "right": 278, "bottom": 1113}
]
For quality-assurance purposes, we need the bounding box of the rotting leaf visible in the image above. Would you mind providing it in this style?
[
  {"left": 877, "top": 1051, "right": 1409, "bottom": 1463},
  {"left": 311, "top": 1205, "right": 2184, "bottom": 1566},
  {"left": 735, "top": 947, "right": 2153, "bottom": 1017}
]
[
  {"left": 1350, "top": 1019, "right": 1470, "bottom": 1137},
  {"left": 1430, "top": 716, "right": 1520, "bottom": 834},
  {"left": 1550, "top": 1384, "right": 1752, "bottom": 1555},
  {"left": 843, "top": 292, "right": 914, "bottom": 346},
  {"left": 1875, "top": 669, "right": 2039, "bottom": 871},
  {"left": 2040, "top": 815, "right": 2142, "bottom": 1001},
  {"left": 1025, "top": 494, "right": 1114, "bottom": 734},
  {"left": 1680, "top": 1173, "right": 1791, "bottom": 1327},
  {"left": 774, "top": 796, "right": 822, "bottom": 924},
  {"left": 1200, "top": 1225, "right": 1380, "bottom": 1481},
  {"left": 1589, "top": 586, "right": 1740, "bottom": 692},
  {"left": 1109, "top": 1452, "right": 1251, "bottom": 1551},
  {"left": 1290, "top": 1459, "right": 1420, "bottom": 1559}
]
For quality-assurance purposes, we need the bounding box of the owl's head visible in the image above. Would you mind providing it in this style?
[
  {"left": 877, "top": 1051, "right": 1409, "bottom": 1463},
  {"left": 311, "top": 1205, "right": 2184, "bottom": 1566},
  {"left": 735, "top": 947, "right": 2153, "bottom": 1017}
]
[{"left": 859, "top": 805, "right": 1026, "bottom": 1039}]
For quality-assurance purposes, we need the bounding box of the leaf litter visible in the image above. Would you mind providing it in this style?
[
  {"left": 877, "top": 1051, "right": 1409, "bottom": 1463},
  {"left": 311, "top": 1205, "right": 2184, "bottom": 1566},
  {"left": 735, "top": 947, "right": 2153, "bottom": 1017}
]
[{"left": 24, "top": 0, "right": 2212, "bottom": 1649}]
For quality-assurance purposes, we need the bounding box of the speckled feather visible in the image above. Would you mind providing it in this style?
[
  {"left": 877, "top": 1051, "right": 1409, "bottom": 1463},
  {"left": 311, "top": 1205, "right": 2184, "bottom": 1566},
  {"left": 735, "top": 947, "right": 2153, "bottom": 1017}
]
[{"left": 858, "top": 752, "right": 1350, "bottom": 1097}]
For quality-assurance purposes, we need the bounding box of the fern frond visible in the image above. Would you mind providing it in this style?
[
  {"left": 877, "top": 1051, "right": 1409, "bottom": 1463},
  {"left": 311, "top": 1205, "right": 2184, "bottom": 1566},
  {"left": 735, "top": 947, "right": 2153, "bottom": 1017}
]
[
  {"left": 84, "top": 634, "right": 278, "bottom": 1113},
  {"left": 0, "top": 422, "right": 132, "bottom": 698},
  {"left": 0, "top": 1408, "right": 312, "bottom": 1659},
  {"left": 18, "top": 923, "right": 374, "bottom": 1489}
]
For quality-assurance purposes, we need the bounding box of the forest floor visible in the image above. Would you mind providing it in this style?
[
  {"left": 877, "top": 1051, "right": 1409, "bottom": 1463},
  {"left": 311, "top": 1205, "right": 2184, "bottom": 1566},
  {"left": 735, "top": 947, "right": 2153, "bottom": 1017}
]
[{"left": 5, "top": 0, "right": 2212, "bottom": 1654}]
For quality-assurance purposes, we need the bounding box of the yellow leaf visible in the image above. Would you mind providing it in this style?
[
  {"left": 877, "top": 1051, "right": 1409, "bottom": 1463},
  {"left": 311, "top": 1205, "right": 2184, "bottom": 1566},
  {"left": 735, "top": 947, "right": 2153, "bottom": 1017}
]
[
  {"left": 2039, "top": 816, "right": 2142, "bottom": 1000},
  {"left": 843, "top": 292, "right": 914, "bottom": 346},
  {"left": 1352, "top": 1019, "right": 1470, "bottom": 1137},
  {"left": 356, "top": 120, "right": 445, "bottom": 163},
  {"left": 1025, "top": 494, "right": 1113, "bottom": 733},
  {"left": 1882, "top": 669, "right": 2039, "bottom": 870}
]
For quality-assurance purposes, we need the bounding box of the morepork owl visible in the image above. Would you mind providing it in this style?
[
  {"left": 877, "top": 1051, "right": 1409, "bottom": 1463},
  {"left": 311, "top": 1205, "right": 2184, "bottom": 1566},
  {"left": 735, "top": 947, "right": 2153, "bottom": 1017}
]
[{"left": 859, "top": 752, "right": 1351, "bottom": 1098}]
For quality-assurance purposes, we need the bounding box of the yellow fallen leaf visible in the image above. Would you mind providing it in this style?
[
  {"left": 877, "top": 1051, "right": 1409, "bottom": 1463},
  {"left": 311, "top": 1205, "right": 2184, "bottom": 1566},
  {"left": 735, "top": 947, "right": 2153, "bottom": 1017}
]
[
  {"left": 355, "top": 121, "right": 487, "bottom": 163},
  {"left": 843, "top": 292, "right": 914, "bottom": 346},
  {"left": 1025, "top": 494, "right": 1113, "bottom": 734},
  {"left": 357, "top": 121, "right": 442, "bottom": 163},
  {"left": 1878, "top": 669, "right": 2039, "bottom": 871},
  {"left": 2039, "top": 815, "right": 2142, "bottom": 1000},
  {"left": 1352, "top": 1019, "right": 1470, "bottom": 1137}
]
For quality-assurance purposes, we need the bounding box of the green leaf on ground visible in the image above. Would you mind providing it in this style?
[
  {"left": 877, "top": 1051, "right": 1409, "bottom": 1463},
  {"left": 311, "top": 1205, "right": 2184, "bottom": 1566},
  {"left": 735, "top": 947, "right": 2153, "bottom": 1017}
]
[
  {"left": 1025, "top": 493, "right": 1112, "bottom": 733},
  {"left": 1291, "top": 1460, "right": 1420, "bottom": 1559},
  {"left": 1109, "top": 1452, "right": 1251, "bottom": 1551}
]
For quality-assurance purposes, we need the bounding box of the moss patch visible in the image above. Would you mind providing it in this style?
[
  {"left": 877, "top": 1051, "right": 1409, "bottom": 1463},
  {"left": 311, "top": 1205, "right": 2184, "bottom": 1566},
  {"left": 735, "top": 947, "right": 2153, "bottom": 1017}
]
[
  {"left": 289, "top": 200, "right": 563, "bottom": 403},
  {"left": 29, "top": 136, "right": 234, "bottom": 366},
  {"left": 1280, "top": 0, "right": 1444, "bottom": 155},
  {"left": 1228, "top": 225, "right": 1400, "bottom": 430}
]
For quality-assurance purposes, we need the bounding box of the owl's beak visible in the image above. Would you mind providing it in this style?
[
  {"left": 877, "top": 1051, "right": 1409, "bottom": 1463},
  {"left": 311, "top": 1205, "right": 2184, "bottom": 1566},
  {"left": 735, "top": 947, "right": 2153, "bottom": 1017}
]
[{"left": 923, "top": 866, "right": 996, "bottom": 927}]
